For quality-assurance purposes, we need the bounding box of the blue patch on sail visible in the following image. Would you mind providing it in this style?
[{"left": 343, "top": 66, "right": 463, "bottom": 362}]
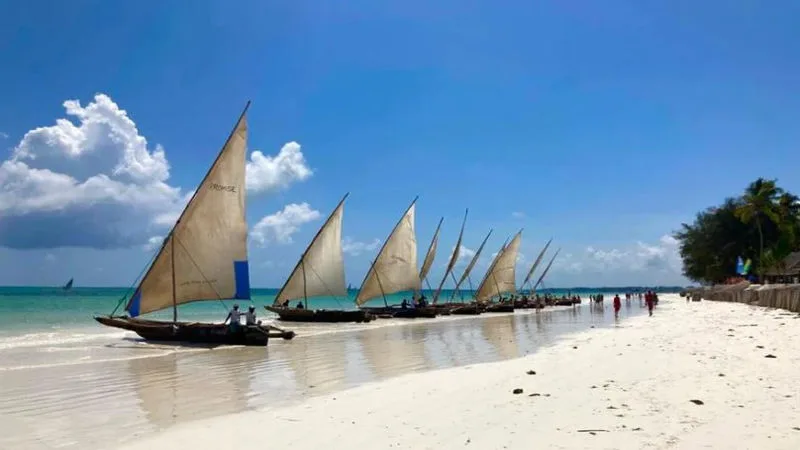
[
  {"left": 127, "top": 290, "right": 142, "bottom": 318},
  {"left": 233, "top": 260, "right": 250, "bottom": 299}
]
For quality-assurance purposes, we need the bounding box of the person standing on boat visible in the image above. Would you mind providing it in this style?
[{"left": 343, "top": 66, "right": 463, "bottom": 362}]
[{"left": 225, "top": 304, "right": 242, "bottom": 331}]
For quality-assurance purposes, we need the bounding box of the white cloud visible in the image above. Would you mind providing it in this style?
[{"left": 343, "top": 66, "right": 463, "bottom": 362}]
[
  {"left": 143, "top": 236, "right": 164, "bottom": 252},
  {"left": 342, "top": 237, "right": 381, "bottom": 256},
  {"left": 0, "top": 94, "right": 311, "bottom": 250},
  {"left": 550, "top": 234, "right": 683, "bottom": 281},
  {"left": 246, "top": 142, "right": 312, "bottom": 193},
  {"left": 251, "top": 203, "right": 321, "bottom": 246},
  {"left": 44, "top": 253, "right": 56, "bottom": 262},
  {"left": 449, "top": 244, "right": 475, "bottom": 265},
  {"left": 511, "top": 211, "right": 525, "bottom": 219},
  {"left": 0, "top": 132, "right": 8, "bottom": 139}
]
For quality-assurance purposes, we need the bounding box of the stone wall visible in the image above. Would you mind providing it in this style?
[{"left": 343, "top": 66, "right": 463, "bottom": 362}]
[{"left": 685, "top": 282, "right": 800, "bottom": 313}]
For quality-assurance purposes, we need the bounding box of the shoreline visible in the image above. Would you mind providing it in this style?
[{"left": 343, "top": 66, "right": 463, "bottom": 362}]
[
  {"left": 1, "top": 301, "right": 631, "bottom": 449},
  {"left": 118, "top": 295, "right": 800, "bottom": 450}
]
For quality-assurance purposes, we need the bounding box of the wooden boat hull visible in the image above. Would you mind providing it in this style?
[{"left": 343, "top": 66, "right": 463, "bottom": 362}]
[
  {"left": 484, "top": 304, "right": 515, "bottom": 313},
  {"left": 360, "top": 306, "right": 438, "bottom": 319},
  {"left": 450, "top": 304, "right": 482, "bottom": 315},
  {"left": 95, "top": 316, "right": 295, "bottom": 346},
  {"left": 265, "top": 306, "right": 374, "bottom": 323}
]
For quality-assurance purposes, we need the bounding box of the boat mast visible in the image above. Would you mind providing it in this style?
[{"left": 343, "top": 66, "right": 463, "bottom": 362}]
[
  {"left": 521, "top": 238, "right": 553, "bottom": 294},
  {"left": 171, "top": 235, "right": 177, "bottom": 323},
  {"left": 533, "top": 248, "right": 561, "bottom": 293},
  {"left": 418, "top": 216, "right": 443, "bottom": 301},
  {"left": 451, "top": 229, "right": 493, "bottom": 300},
  {"left": 433, "top": 209, "right": 467, "bottom": 304}
]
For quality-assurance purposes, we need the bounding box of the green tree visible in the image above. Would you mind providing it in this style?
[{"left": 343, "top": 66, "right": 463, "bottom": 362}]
[
  {"left": 734, "top": 178, "right": 781, "bottom": 280},
  {"left": 674, "top": 178, "right": 800, "bottom": 285}
]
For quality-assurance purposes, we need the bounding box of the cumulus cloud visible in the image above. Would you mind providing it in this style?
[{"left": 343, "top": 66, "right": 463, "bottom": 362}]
[
  {"left": 552, "top": 235, "right": 682, "bottom": 277},
  {"left": 449, "top": 244, "right": 476, "bottom": 265},
  {"left": 143, "top": 236, "right": 164, "bottom": 252},
  {"left": 342, "top": 237, "right": 381, "bottom": 256},
  {"left": 250, "top": 203, "right": 321, "bottom": 246},
  {"left": 0, "top": 94, "right": 312, "bottom": 250},
  {"left": 246, "top": 142, "right": 312, "bottom": 193}
]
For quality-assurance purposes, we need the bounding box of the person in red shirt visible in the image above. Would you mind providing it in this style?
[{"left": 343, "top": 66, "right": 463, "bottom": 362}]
[
  {"left": 645, "top": 291, "right": 654, "bottom": 316},
  {"left": 613, "top": 294, "right": 621, "bottom": 319}
]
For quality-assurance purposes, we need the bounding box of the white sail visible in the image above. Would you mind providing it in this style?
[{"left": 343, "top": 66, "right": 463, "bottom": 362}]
[
  {"left": 355, "top": 199, "right": 419, "bottom": 306},
  {"left": 126, "top": 104, "right": 250, "bottom": 317},
  {"left": 433, "top": 209, "right": 467, "bottom": 303},
  {"left": 533, "top": 248, "right": 561, "bottom": 291},
  {"left": 451, "top": 229, "right": 493, "bottom": 298},
  {"left": 273, "top": 194, "right": 348, "bottom": 306},
  {"left": 521, "top": 238, "right": 553, "bottom": 288},
  {"left": 475, "top": 231, "right": 522, "bottom": 302},
  {"left": 419, "top": 217, "right": 443, "bottom": 284}
]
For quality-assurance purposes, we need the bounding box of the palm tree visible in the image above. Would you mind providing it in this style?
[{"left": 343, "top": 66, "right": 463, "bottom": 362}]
[{"left": 735, "top": 178, "right": 782, "bottom": 281}]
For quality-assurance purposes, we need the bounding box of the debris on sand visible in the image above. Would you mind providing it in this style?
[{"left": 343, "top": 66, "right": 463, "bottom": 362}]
[
  {"left": 512, "top": 388, "right": 523, "bottom": 395},
  {"left": 690, "top": 399, "right": 704, "bottom": 405}
]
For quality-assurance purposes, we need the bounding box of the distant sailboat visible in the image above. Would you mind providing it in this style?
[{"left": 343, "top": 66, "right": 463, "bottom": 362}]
[
  {"left": 429, "top": 209, "right": 468, "bottom": 314},
  {"left": 62, "top": 278, "right": 74, "bottom": 291},
  {"left": 475, "top": 230, "right": 523, "bottom": 313},
  {"left": 515, "top": 238, "right": 552, "bottom": 308},
  {"left": 265, "top": 194, "right": 374, "bottom": 323},
  {"left": 94, "top": 102, "right": 294, "bottom": 346},
  {"left": 356, "top": 198, "right": 434, "bottom": 319},
  {"left": 447, "top": 229, "right": 493, "bottom": 314}
]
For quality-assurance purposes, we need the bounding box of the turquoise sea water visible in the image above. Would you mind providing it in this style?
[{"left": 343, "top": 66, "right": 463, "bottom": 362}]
[
  {"left": 0, "top": 285, "right": 680, "bottom": 337},
  {"left": 0, "top": 285, "right": 676, "bottom": 449}
]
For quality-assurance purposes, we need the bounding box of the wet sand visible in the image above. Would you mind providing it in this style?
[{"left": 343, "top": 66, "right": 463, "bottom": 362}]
[
  {"left": 0, "top": 301, "right": 634, "bottom": 449},
  {"left": 117, "top": 295, "right": 800, "bottom": 450}
]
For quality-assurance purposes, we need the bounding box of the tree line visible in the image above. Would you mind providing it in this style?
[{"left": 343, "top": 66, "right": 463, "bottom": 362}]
[{"left": 674, "top": 178, "right": 800, "bottom": 284}]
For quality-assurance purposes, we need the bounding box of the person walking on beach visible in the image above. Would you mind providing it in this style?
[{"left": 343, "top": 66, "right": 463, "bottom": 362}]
[
  {"left": 645, "top": 291, "right": 654, "bottom": 316},
  {"left": 613, "top": 294, "right": 621, "bottom": 319}
]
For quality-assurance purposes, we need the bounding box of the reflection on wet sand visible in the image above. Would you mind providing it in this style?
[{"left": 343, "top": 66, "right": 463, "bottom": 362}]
[{"left": 0, "top": 304, "right": 641, "bottom": 450}]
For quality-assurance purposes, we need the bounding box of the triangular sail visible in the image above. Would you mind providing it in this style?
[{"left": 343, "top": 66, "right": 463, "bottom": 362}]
[
  {"left": 533, "top": 248, "right": 560, "bottom": 292},
  {"left": 433, "top": 209, "right": 467, "bottom": 304},
  {"left": 273, "top": 194, "right": 348, "bottom": 306},
  {"left": 521, "top": 238, "right": 553, "bottom": 289},
  {"left": 355, "top": 198, "right": 419, "bottom": 306},
  {"left": 475, "top": 231, "right": 523, "bottom": 302},
  {"left": 419, "top": 217, "right": 443, "bottom": 283},
  {"left": 451, "top": 229, "right": 493, "bottom": 299},
  {"left": 63, "top": 278, "right": 73, "bottom": 290},
  {"left": 125, "top": 104, "right": 251, "bottom": 317}
]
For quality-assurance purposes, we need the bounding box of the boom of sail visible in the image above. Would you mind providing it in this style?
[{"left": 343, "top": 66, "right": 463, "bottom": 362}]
[
  {"left": 419, "top": 217, "right": 443, "bottom": 286},
  {"left": 474, "top": 231, "right": 523, "bottom": 302},
  {"left": 272, "top": 194, "right": 348, "bottom": 307},
  {"left": 521, "top": 238, "right": 553, "bottom": 290},
  {"left": 355, "top": 198, "right": 419, "bottom": 306},
  {"left": 532, "top": 248, "right": 561, "bottom": 292},
  {"left": 124, "top": 104, "right": 251, "bottom": 318},
  {"left": 433, "top": 209, "right": 467, "bottom": 303},
  {"left": 450, "top": 229, "right": 493, "bottom": 299}
]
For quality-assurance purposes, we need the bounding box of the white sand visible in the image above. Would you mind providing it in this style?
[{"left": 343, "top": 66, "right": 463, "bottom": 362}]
[{"left": 117, "top": 294, "right": 800, "bottom": 450}]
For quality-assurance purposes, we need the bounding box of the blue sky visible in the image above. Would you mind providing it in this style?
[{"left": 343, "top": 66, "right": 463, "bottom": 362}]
[{"left": 1, "top": 0, "right": 799, "bottom": 288}]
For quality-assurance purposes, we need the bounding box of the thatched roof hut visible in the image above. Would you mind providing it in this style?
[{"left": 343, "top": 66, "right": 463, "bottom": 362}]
[{"left": 764, "top": 251, "right": 800, "bottom": 284}]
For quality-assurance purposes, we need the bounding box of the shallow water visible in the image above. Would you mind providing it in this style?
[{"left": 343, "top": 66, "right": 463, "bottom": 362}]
[{"left": 0, "top": 300, "right": 648, "bottom": 450}]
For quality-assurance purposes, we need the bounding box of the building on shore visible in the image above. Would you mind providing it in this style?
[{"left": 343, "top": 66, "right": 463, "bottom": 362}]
[{"left": 764, "top": 251, "right": 800, "bottom": 284}]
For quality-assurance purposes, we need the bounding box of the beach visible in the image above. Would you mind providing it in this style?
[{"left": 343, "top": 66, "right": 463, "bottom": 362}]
[{"left": 114, "top": 294, "right": 800, "bottom": 450}]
